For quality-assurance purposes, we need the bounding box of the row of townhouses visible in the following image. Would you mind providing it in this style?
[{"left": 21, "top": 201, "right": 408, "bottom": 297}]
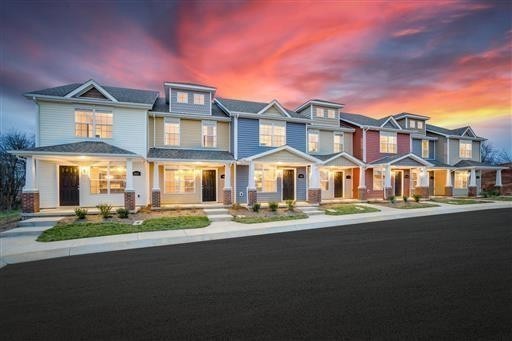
[{"left": 13, "top": 80, "right": 505, "bottom": 213}]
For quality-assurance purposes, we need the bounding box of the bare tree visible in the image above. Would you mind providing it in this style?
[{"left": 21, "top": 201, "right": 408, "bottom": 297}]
[
  {"left": 0, "top": 131, "right": 35, "bottom": 210},
  {"left": 498, "top": 150, "right": 512, "bottom": 164},
  {"left": 480, "top": 141, "right": 499, "bottom": 164}
]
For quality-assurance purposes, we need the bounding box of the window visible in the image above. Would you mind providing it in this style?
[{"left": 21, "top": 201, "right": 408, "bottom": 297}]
[
  {"left": 327, "top": 109, "right": 336, "bottom": 119},
  {"left": 75, "top": 109, "right": 113, "bottom": 138},
  {"left": 380, "top": 131, "right": 397, "bottom": 153},
  {"left": 164, "top": 118, "right": 180, "bottom": 146},
  {"left": 254, "top": 165, "right": 277, "bottom": 192},
  {"left": 90, "top": 162, "right": 126, "bottom": 194},
  {"left": 454, "top": 171, "right": 469, "bottom": 189},
  {"left": 315, "top": 107, "right": 324, "bottom": 117},
  {"left": 411, "top": 170, "right": 419, "bottom": 189},
  {"left": 164, "top": 169, "right": 195, "bottom": 193},
  {"left": 373, "top": 169, "right": 384, "bottom": 190},
  {"left": 417, "top": 121, "right": 423, "bottom": 129},
  {"left": 194, "top": 93, "right": 205, "bottom": 105},
  {"left": 177, "top": 91, "right": 188, "bottom": 103},
  {"left": 320, "top": 170, "right": 329, "bottom": 191},
  {"left": 202, "top": 120, "right": 217, "bottom": 147},
  {"left": 259, "top": 120, "right": 286, "bottom": 147},
  {"left": 459, "top": 140, "right": 472, "bottom": 158},
  {"left": 334, "top": 133, "right": 344, "bottom": 153},
  {"left": 421, "top": 140, "right": 429, "bottom": 158},
  {"left": 308, "top": 130, "right": 319, "bottom": 153},
  {"left": 409, "top": 120, "right": 416, "bottom": 128}
]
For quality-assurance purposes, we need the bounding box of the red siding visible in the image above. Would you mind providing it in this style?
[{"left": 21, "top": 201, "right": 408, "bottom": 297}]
[
  {"left": 365, "top": 168, "right": 384, "bottom": 199},
  {"left": 352, "top": 127, "right": 363, "bottom": 160},
  {"left": 366, "top": 130, "right": 411, "bottom": 162},
  {"left": 398, "top": 133, "right": 410, "bottom": 154}
]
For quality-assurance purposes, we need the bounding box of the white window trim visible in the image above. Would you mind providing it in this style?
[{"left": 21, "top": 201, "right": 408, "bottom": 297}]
[
  {"left": 308, "top": 130, "right": 319, "bottom": 153},
  {"left": 327, "top": 109, "right": 336, "bottom": 119},
  {"left": 459, "top": 140, "right": 472, "bottom": 159},
  {"left": 164, "top": 117, "right": 181, "bottom": 146},
  {"left": 417, "top": 121, "right": 424, "bottom": 129},
  {"left": 255, "top": 165, "right": 278, "bottom": 193},
  {"left": 90, "top": 162, "right": 126, "bottom": 195},
  {"left": 421, "top": 139, "right": 429, "bottom": 158},
  {"left": 177, "top": 91, "right": 188, "bottom": 104},
  {"left": 379, "top": 131, "right": 397, "bottom": 154},
  {"left": 201, "top": 120, "right": 217, "bottom": 148},
  {"left": 163, "top": 168, "right": 196, "bottom": 194},
  {"left": 315, "top": 107, "right": 324, "bottom": 118},
  {"left": 333, "top": 132, "right": 344, "bottom": 153},
  {"left": 194, "top": 93, "right": 205, "bottom": 105},
  {"left": 259, "top": 120, "right": 286, "bottom": 147},
  {"left": 410, "top": 120, "right": 416, "bottom": 128},
  {"left": 75, "top": 108, "right": 113, "bottom": 139},
  {"left": 454, "top": 170, "right": 469, "bottom": 189},
  {"left": 373, "top": 169, "right": 384, "bottom": 191}
]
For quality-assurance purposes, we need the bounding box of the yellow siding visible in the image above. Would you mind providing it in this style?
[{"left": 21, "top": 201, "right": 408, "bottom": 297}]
[{"left": 256, "top": 150, "right": 309, "bottom": 163}]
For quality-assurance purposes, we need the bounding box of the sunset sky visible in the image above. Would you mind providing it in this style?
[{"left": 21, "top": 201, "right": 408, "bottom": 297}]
[{"left": 1, "top": 0, "right": 511, "bottom": 151}]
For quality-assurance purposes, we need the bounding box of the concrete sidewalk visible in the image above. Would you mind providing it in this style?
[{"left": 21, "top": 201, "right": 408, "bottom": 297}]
[{"left": 1, "top": 201, "right": 511, "bottom": 266}]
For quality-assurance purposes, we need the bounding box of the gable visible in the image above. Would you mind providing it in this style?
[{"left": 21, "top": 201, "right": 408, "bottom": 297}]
[
  {"left": 463, "top": 128, "right": 476, "bottom": 137},
  {"left": 381, "top": 117, "right": 401, "bottom": 129},
  {"left": 392, "top": 157, "right": 426, "bottom": 167},
  {"left": 261, "top": 104, "right": 286, "bottom": 116},
  {"left": 324, "top": 155, "right": 359, "bottom": 167},
  {"left": 255, "top": 149, "right": 311, "bottom": 163},
  {"left": 78, "top": 87, "right": 109, "bottom": 100}
]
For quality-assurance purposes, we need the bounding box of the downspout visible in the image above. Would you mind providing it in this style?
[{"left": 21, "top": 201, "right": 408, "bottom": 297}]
[
  {"left": 362, "top": 127, "right": 367, "bottom": 163},
  {"left": 234, "top": 113, "right": 239, "bottom": 160},
  {"left": 446, "top": 137, "right": 450, "bottom": 165},
  {"left": 153, "top": 112, "right": 156, "bottom": 147}
]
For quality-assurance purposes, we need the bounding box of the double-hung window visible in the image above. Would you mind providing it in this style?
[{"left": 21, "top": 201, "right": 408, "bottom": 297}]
[
  {"left": 327, "top": 109, "right": 336, "bottom": 119},
  {"left": 75, "top": 109, "right": 113, "bottom": 138},
  {"left": 315, "top": 107, "right": 324, "bottom": 118},
  {"left": 409, "top": 120, "right": 416, "bottom": 129},
  {"left": 254, "top": 165, "right": 277, "bottom": 192},
  {"left": 373, "top": 169, "right": 384, "bottom": 190},
  {"left": 177, "top": 92, "right": 188, "bottom": 103},
  {"left": 380, "top": 131, "right": 397, "bottom": 153},
  {"left": 202, "top": 120, "right": 217, "bottom": 148},
  {"left": 259, "top": 120, "right": 286, "bottom": 147},
  {"left": 90, "top": 162, "right": 126, "bottom": 194},
  {"left": 459, "top": 140, "right": 472, "bottom": 158},
  {"left": 164, "top": 118, "right": 180, "bottom": 146},
  {"left": 194, "top": 93, "right": 205, "bottom": 105},
  {"left": 320, "top": 169, "right": 329, "bottom": 191},
  {"left": 308, "top": 130, "right": 319, "bottom": 153},
  {"left": 417, "top": 121, "right": 424, "bottom": 129},
  {"left": 454, "top": 171, "right": 468, "bottom": 189},
  {"left": 164, "top": 169, "right": 195, "bottom": 193},
  {"left": 334, "top": 133, "right": 344, "bottom": 153},
  {"left": 421, "top": 140, "right": 429, "bottom": 158}
]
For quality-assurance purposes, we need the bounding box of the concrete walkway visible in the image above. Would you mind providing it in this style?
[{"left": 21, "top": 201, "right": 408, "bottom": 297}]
[{"left": 1, "top": 201, "right": 511, "bottom": 266}]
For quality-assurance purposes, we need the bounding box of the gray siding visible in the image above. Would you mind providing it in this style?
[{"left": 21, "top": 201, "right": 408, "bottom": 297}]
[
  {"left": 311, "top": 105, "right": 339, "bottom": 126},
  {"left": 297, "top": 167, "right": 307, "bottom": 201},
  {"left": 170, "top": 88, "right": 210, "bottom": 115},
  {"left": 449, "top": 139, "right": 481, "bottom": 165},
  {"left": 236, "top": 165, "right": 248, "bottom": 203}
]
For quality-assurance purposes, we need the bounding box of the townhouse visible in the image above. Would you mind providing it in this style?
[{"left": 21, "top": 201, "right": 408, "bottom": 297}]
[{"left": 12, "top": 79, "right": 505, "bottom": 213}]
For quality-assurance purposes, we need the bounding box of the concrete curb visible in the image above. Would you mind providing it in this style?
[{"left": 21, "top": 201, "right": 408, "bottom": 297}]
[{"left": 1, "top": 202, "right": 511, "bottom": 266}]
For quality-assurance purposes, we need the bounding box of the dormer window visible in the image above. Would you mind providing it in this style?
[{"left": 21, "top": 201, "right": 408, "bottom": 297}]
[
  {"left": 194, "top": 93, "right": 205, "bottom": 105},
  {"left": 417, "top": 121, "right": 423, "bottom": 129},
  {"left": 327, "top": 109, "right": 336, "bottom": 119},
  {"left": 410, "top": 120, "right": 416, "bottom": 128},
  {"left": 315, "top": 107, "right": 324, "bottom": 118},
  {"left": 177, "top": 92, "right": 188, "bottom": 103}
]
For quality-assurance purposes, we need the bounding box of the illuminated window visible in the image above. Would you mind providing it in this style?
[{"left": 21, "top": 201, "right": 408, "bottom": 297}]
[
  {"left": 164, "top": 169, "right": 195, "bottom": 193},
  {"left": 417, "top": 121, "right": 423, "bottom": 129},
  {"left": 380, "top": 131, "right": 397, "bottom": 153},
  {"left": 254, "top": 165, "right": 277, "bottom": 192},
  {"left": 459, "top": 140, "right": 472, "bottom": 158},
  {"left": 202, "top": 120, "right": 217, "bottom": 148},
  {"left": 454, "top": 171, "right": 469, "bottom": 189},
  {"left": 194, "top": 93, "right": 205, "bottom": 105},
  {"left": 177, "top": 92, "right": 188, "bottom": 103},
  {"left": 327, "top": 109, "right": 336, "bottom": 119},
  {"left": 373, "top": 169, "right": 384, "bottom": 190},
  {"left": 320, "top": 169, "right": 329, "bottom": 191},
  {"left": 75, "top": 109, "right": 112, "bottom": 138},
  {"left": 90, "top": 162, "right": 126, "bottom": 194},
  {"left": 334, "top": 133, "right": 344, "bottom": 153},
  {"left": 410, "top": 120, "right": 416, "bottom": 128},
  {"left": 308, "top": 130, "right": 319, "bottom": 153},
  {"left": 315, "top": 107, "right": 324, "bottom": 117},
  {"left": 411, "top": 170, "right": 419, "bottom": 189},
  {"left": 259, "top": 120, "right": 286, "bottom": 147},
  {"left": 422, "top": 140, "right": 429, "bottom": 158},
  {"left": 164, "top": 118, "right": 180, "bottom": 146}
]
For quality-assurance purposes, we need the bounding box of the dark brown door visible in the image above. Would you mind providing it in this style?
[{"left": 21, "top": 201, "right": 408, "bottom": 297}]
[
  {"left": 394, "top": 171, "right": 402, "bottom": 197},
  {"left": 334, "top": 171, "right": 344, "bottom": 198},
  {"left": 59, "top": 166, "right": 79, "bottom": 206},
  {"left": 429, "top": 171, "right": 435, "bottom": 196},
  {"left": 202, "top": 170, "right": 216, "bottom": 202},
  {"left": 282, "top": 169, "right": 294, "bottom": 200}
]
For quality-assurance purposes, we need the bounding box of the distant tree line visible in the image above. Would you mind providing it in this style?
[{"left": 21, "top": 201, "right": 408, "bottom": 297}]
[
  {"left": 481, "top": 141, "right": 512, "bottom": 165},
  {"left": 0, "top": 130, "right": 34, "bottom": 210}
]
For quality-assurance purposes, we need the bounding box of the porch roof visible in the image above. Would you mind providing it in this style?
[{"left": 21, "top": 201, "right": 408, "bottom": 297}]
[
  {"left": 454, "top": 160, "right": 506, "bottom": 170},
  {"left": 239, "top": 145, "right": 320, "bottom": 164},
  {"left": 314, "top": 152, "right": 365, "bottom": 167},
  {"left": 148, "top": 148, "right": 234, "bottom": 162},
  {"left": 10, "top": 141, "right": 137, "bottom": 157},
  {"left": 368, "top": 153, "right": 433, "bottom": 167}
]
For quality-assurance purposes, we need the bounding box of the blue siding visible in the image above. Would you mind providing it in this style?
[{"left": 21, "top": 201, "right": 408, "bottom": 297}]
[
  {"left": 296, "top": 167, "right": 307, "bottom": 200},
  {"left": 429, "top": 140, "right": 435, "bottom": 159},
  {"left": 412, "top": 139, "right": 436, "bottom": 160},
  {"left": 237, "top": 118, "right": 307, "bottom": 158},
  {"left": 236, "top": 165, "right": 248, "bottom": 204},
  {"left": 170, "top": 89, "right": 210, "bottom": 115}
]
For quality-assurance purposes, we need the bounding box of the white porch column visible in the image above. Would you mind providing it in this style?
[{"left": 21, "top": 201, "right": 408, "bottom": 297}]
[
  {"left": 420, "top": 167, "right": 429, "bottom": 187},
  {"left": 384, "top": 165, "right": 391, "bottom": 188},
  {"left": 248, "top": 161, "right": 255, "bottom": 189},
  {"left": 469, "top": 168, "right": 476, "bottom": 187},
  {"left": 310, "top": 163, "right": 320, "bottom": 189},
  {"left": 445, "top": 169, "right": 452, "bottom": 187},
  {"left": 224, "top": 163, "right": 231, "bottom": 189},
  {"left": 496, "top": 169, "right": 502, "bottom": 187},
  {"left": 358, "top": 166, "right": 366, "bottom": 188},
  {"left": 125, "top": 158, "right": 134, "bottom": 191},
  {"left": 23, "top": 156, "right": 36, "bottom": 191},
  {"left": 152, "top": 162, "right": 160, "bottom": 190}
]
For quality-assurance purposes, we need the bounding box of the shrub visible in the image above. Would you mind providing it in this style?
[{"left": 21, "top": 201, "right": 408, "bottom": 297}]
[
  {"left": 413, "top": 194, "right": 421, "bottom": 203},
  {"left": 74, "top": 208, "right": 88, "bottom": 219},
  {"left": 286, "top": 199, "right": 295, "bottom": 211},
  {"left": 231, "top": 203, "right": 242, "bottom": 210},
  {"left": 96, "top": 203, "right": 113, "bottom": 218},
  {"left": 269, "top": 201, "right": 278, "bottom": 212},
  {"left": 388, "top": 195, "right": 396, "bottom": 204},
  {"left": 252, "top": 203, "right": 261, "bottom": 212},
  {"left": 116, "top": 208, "right": 129, "bottom": 219},
  {"left": 402, "top": 196, "right": 408, "bottom": 203}
]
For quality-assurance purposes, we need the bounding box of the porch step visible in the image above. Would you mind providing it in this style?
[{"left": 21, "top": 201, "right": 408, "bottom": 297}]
[
  {"left": 208, "top": 214, "right": 233, "bottom": 222},
  {"left": 17, "top": 217, "right": 65, "bottom": 228},
  {"left": 204, "top": 208, "right": 233, "bottom": 222},
  {"left": 298, "top": 207, "right": 324, "bottom": 216}
]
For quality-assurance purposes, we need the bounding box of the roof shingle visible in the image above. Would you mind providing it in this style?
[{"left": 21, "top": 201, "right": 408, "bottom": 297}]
[
  {"left": 148, "top": 148, "right": 234, "bottom": 161},
  {"left": 18, "top": 141, "right": 135, "bottom": 155}
]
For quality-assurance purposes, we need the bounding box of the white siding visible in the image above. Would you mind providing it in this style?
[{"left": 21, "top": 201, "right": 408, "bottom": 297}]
[{"left": 37, "top": 160, "right": 58, "bottom": 208}]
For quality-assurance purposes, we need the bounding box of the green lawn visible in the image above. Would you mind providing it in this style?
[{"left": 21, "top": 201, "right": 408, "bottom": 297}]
[
  {"left": 384, "top": 202, "right": 440, "bottom": 209},
  {"left": 323, "top": 204, "right": 380, "bottom": 215},
  {"left": 0, "top": 209, "right": 21, "bottom": 224},
  {"left": 487, "top": 196, "right": 512, "bottom": 201},
  {"left": 233, "top": 213, "right": 308, "bottom": 224},
  {"left": 431, "top": 198, "right": 490, "bottom": 205},
  {"left": 37, "top": 216, "right": 210, "bottom": 242}
]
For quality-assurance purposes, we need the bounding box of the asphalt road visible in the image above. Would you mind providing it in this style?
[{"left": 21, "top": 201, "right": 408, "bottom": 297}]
[{"left": 1, "top": 208, "right": 511, "bottom": 340}]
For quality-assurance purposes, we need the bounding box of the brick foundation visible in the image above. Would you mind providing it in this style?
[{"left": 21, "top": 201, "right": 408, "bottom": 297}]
[
  {"left": 248, "top": 189, "right": 257, "bottom": 206},
  {"left": 468, "top": 186, "right": 477, "bottom": 197},
  {"left": 21, "top": 191, "right": 40, "bottom": 213},
  {"left": 384, "top": 187, "right": 393, "bottom": 199},
  {"left": 223, "top": 189, "right": 232, "bottom": 205},
  {"left": 444, "top": 186, "right": 453, "bottom": 197},
  {"left": 124, "top": 191, "right": 136, "bottom": 211},
  {"left": 414, "top": 186, "right": 429, "bottom": 199},
  {"left": 358, "top": 187, "right": 367, "bottom": 201},
  {"left": 151, "top": 190, "right": 161, "bottom": 208},
  {"left": 308, "top": 188, "right": 321, "bottom": 204}
]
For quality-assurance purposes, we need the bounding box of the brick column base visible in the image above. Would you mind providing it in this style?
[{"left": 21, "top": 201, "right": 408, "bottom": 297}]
[
  {"left": 444, "top": 186, "right": 453, "bottom": 196},
  {"left": 308, "top": 188, "right": 321, "bottom": 204},
  {"left": 494, "top": 186, "right": 502, "bottom": 195},
  {"left": 22, "top": 191, "right": 40, "bottom": 213},
  {"left": 468, "top": 186, "right": 477, "bottom": 197},
  {"left": 124, "top": 190, "right": 136, "bottom": 211},
  {"left": 358, "top": 187, "right": 367, "bottom": 201},
  {"left": 151, "top": 190, "right": 161, "bottom": 208},
  {"left": 414, "top": 187, "right": 429, "bottom": 199},
  {"left": 247, "top": 189, "right": 257, "bottom": 206},
  {"left": 223, "top": 189, "right": 232, "bottom": 205},
  {"left": 384, "top": 187, "right": 393, "bottom": 199}
]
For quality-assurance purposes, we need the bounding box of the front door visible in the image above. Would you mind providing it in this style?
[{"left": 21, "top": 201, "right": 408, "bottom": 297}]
[
  {"left": 393, "top": 170, "right": 402, "bottom": 197},
  {"left": 429, "top": 171, "right": 435, "bottom": 196},
  {"left": 282, "top": 169, "right": 294, "bottom": 201},
  {"left": 59, "top": 166, "right": 79, "bottom": 206},
  {"left": 334, "top": 171, "right": 344, "bottom": 198},
  {"left": 202, "top": 169, "right": 216, "bottom": 202}
]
